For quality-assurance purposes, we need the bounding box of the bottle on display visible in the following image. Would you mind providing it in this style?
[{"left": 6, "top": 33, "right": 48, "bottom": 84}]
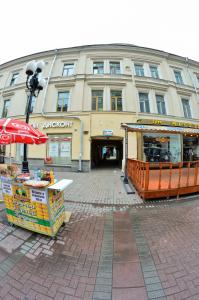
[
  {"left": 37, "top": 169, "right": 41, "bottom": 181},
  {"left": 50, "top": 170, "right": 55, "bottom": 184}
]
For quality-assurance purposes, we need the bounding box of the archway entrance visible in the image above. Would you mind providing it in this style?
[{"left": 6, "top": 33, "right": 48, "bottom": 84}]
[{"left": 91, "top": 137, "right": 123, "bottom": 169}]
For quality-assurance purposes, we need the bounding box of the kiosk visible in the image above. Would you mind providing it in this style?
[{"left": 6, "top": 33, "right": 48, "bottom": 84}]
[{"left": 2, "top": 177, "right": 73, "bottom": 237}]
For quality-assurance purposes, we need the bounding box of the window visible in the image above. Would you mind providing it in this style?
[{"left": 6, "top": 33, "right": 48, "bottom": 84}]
[
  {"left": 139, "top": 92, "right": 150, "bottom": 113},
  {"left": 134, "top": 64, "right": 144, "bottom": 76},
  {"left": 111, "top": 90, "right": 122, "bottom": 111},
  {"left": 10, "top": 73, "right": 19, "bottom": 86},
  {"left": 182, "top": 98, "right": 191, "bottom": 118},
  {"left": 156, "top": 95, "right": 166, "bottom": 115},
  {"left": 47, "top": 134, "right": 72, "bottom": 165},
  {"left": 110, "top": 62, "right": 121, "bottom": 74},
  {"left": 92, "top": 90, "right": 103, "bottom": 111},
  {"left": 2, "top": 100, "right": 10, "bottom": 117},
  {"left": 57, "top": 91, "right": 69, "bottom": 112},
  {"left": 93, "top": 62, "right": 104, "bottom": 74},
  {"left": 62, "top": 64, "right": 74, "bottom": 76},
  {"left": 174, "top": 70, "right": 183, "bottom": 84},
  {"left": 150, "top": 66, "right": 159, "bottom": 79},
  {"left": 143, "top": 133, "right": 181, "bottom": 163}
]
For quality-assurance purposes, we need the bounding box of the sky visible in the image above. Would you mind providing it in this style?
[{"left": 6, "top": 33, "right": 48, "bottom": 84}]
[{"left": 1, "top": 0, "right": 199, "bottom": 64}]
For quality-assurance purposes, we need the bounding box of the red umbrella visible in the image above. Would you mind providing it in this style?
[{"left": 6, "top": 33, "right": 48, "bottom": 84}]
[{"left": 0, "top": 118, "right": 48, "bottom": 145}]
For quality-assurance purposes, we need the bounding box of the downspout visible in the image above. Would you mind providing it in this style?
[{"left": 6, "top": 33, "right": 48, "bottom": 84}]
[
  {"left": 185, "top": 57, "right": 199, "bottom": 103},
  {"left": 41, "top": 49, "right": 83, "bottom": 171}
]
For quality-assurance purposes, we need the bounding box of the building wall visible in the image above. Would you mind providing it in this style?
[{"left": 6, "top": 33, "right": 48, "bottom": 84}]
[{"left": 1, "top": 44, "right": 199, "bottom": 171}]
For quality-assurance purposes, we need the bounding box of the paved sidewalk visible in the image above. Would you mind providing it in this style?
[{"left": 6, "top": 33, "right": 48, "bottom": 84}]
[
  {"left": 0, "top": 169, "right": 199, "bottom": 299},
  {"left": 57, "top": 168, "right": 141, "bottom": 205}
]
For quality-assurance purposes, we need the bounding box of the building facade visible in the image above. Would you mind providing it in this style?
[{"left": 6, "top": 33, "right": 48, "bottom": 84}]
[{"left": 1, "top": 44, "right": 199, "bottom": 171}]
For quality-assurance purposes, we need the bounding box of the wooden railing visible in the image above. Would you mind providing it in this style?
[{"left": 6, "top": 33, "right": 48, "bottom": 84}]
[{"left": 127, "top": 159, "right": 199, "bottom": 199}]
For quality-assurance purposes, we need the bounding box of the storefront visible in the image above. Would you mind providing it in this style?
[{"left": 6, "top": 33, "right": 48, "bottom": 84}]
[
  {"left": 133, "top": 120, "right": 199, "bottom": 163},
  {"left": 121, "top": 120, "right": 199, "bottom": 199},
  {"left": 47, "top": 135, "right": 72, "bottom": 165}
]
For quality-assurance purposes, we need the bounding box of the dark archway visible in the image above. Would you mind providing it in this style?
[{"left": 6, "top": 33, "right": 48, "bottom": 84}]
[{"left": 91, "top": 137, "right": 123, "bottom": 169}]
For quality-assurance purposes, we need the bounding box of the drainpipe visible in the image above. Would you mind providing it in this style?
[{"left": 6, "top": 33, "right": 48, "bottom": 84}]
[
  {"left": 185, "top": 57, "right": 199, "bottom": 103},
  {"left": 41, "top": 49, "right": 83, "bottom": 171}
]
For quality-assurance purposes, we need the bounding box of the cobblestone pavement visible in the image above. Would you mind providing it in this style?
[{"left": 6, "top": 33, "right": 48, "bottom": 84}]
[
  {"left": 57, "top": 168, "right": 142, "bottom": 205},
  {"left": 0, "top": 169, "right": 199, "bottom": 299}
]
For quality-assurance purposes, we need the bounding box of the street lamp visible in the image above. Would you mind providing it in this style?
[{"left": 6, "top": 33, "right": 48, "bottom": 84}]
[{"left": 22, "top": 60, "right": 46, "bottom": 173}]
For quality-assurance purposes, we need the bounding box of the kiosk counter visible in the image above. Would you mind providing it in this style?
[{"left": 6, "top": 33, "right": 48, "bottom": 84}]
[{"left": 1, "top": 177, "right": 73, "bottom": 237}]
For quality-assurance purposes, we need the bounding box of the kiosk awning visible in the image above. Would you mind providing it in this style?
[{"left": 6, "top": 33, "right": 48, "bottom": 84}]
[{"left": 121, "top": 123, "right": 199, "bottom": 135}]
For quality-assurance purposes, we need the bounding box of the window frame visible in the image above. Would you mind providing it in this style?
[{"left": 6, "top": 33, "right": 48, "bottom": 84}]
[
  {"left": 109, "top": 61, "right": 121, "bottom": 75},
  {"left": 110, "top": 90, "right": 122, "bottom": 111},
  {"left": 134, "top": 64, "right": 145, "bottom": 77},
  {"left": 62, "top": 63, "right": 74, "bottom": 76},
  {"left": 174, "top": 70, "right": 184, "bottom": 85},
  {"left": 181, "top": 98, "right": 192, "bottom": 118},
  {"left": 10, "top": 73, "right": 19, "bottom": 86},
  {"left": 91, "top": 90, "right": 103, "bottom": 111},
  {"left": 93, "top": 62, "right": 104, "bottom": 74},
  {"left": 138, "top": 92, "right": 150, "bottom": 113},
  {"left": 57, "top": 91, "right": 70, "bottom": 112},
  {"left": 150, "top": 65, "right": 159, "bottom": 79},
  {"left": 2, "top": 99, "right": 10, "bottom": 118},
  {"left": 156, "top": 94, "right": 166, "bottom": 115}
]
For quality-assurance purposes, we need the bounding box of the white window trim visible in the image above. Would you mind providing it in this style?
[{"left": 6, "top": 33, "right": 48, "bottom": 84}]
[
  {"left": 91, "top": 88, "right": 104, "bottom": 111},
  {"left": 134, "top": 63, "right": 145, "bottom": 77},
  {"left": 108, "top": 61, "right": 122, "bottom": 75},
  {"left": 149, "top": 64, "right": 160, "bottom": 79},
  {"left": 181, "top": 98, "right": 192, "bottom": 119},
  {"left": 155, "top": 93, "right": 167, "bottom": 115},
  {"left": 62, "top": 62, "right": 75, "bottom": 76},
  {"left": 172, "top": 68, "right": 185, "bottom": 84},
  {"left": 138, "top": 90, "right": 150, "bottom": 113},
  {"left": 57, "top": 89, "right": 71, "bottom": 112}
]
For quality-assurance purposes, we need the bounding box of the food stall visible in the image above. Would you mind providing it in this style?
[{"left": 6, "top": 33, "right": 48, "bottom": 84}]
[{"left": 1, "top": 167, "right": 73, "bottom": 237}]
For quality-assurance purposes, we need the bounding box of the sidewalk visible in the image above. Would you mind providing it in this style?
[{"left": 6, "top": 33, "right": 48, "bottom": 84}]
[{"left": 0, "top": 168, "right": 199, "bottom": 299}]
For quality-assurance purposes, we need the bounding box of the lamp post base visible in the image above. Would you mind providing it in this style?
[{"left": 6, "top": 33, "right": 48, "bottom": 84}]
[{"left": 22, "top": 161, "right": 29, "bottom": 173}]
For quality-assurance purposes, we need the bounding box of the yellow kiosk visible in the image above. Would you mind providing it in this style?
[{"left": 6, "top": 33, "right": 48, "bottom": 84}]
[{"left": 1, "top": 177, "right": 73, "bottom": 237}]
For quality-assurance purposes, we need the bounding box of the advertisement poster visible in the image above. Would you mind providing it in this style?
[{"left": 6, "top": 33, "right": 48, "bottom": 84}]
[
  {"left": 2, "top": 181, "right": 12, "bottom": 196},
  {"left": 31, "top": 189, "right": 47, "bottom": 204},
  {"left": 60, "top": 142, "right": 71, "bottom": 157},
  {"left": 49, "top": 143, "right": 59, "bottom": 157}
]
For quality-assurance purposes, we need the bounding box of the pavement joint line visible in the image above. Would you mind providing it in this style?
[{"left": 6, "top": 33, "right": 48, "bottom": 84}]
[
  {"left": 132, "top": 215, "right": 165, "bottom": 299},
  {"left": 93, "top": 214, "right": 113, "bottom": 298}
]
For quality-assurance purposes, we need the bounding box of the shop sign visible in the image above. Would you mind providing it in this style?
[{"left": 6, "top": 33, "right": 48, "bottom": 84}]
[
  {"left": 31, "top": 121, "right": 73, "bottom": 129},
  {"left": 103, "top": 129, "right": 113, "bottom": 136},
  {"left": 126, "top": 123, "right": 199, "bottom": 134},
  {"left": 137, "top": 119, "right": 199, "bottom": 129}
]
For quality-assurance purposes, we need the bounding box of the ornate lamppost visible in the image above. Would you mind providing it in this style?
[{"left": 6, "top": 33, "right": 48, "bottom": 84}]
[{"left": 22, "top": 61, "right": 46, "bottom": 173}]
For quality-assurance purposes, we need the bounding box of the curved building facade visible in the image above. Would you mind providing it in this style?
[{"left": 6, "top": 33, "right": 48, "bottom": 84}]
[{"left": 1, "top": 44, "right": 199, "bottom": 171}]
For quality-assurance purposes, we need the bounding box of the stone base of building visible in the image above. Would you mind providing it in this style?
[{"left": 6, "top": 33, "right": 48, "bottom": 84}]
[{"left": 5, "top": 158, "right": 90, "bottom": 172}]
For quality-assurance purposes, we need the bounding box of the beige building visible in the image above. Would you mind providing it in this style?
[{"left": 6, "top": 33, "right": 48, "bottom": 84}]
[{"left": 1, "top": 44, "right": 199, "bottom": 171}]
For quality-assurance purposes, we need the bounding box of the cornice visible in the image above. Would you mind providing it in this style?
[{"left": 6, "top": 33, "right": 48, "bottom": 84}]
[
  {"left": 135, "top": 77, "right": 169, "bottom": 91},
  {"left": 1, "top": 44, "right": 199, "bottom": 71},
  {"left": 54, "top": 83, "right": 75, "bottom": 88},
  {"left": 2, "top": 91, "right": 15, "bottom": 98}
]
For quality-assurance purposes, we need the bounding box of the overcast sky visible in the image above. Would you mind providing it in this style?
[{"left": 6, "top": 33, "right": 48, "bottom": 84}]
[{"left": 1, "top": 0, "right": 199, "bottom": 64}]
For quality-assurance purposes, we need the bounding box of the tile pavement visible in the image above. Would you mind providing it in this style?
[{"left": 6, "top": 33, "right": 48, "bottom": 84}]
[{"left": 0, "top": 168, "right": 199, "bottom": 298}]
